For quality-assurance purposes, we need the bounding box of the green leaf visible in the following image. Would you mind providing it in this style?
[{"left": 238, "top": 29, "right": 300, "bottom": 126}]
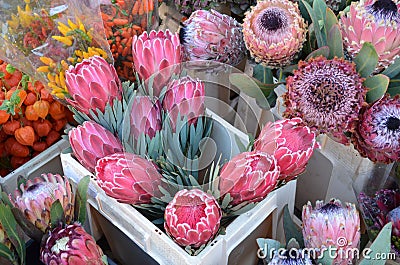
[
  {"left": 327, "top": 25, "right": 344, "bottom": 59},
  {"left": 305, "top": 46, "right": 330, "bottom": 60},
  {"left": 74, "top": 175, "right": 90, "bottom": 224},
  {"left": 17, "top": 176, "right": 27, "bottom": 195},
  {"left": 382, "top": 57, "right": 400, "bottom": 78},
  {"left": 387, "top": 78, "right": 400, "bottom": 96},
  {"left": 302, "top": 0, "right": 326, "bottom": 47},
  {"left": 325, "top": 8, "right": 338, "bottom": 33},
  {"left": 102, "top": 255, "right": 109, "bottom": 265},
  {"left": 253, "top": 65, "right": 273, "bottom": 84},
  {"left": 5, "top": 65, "right": 15, "bottom": 74},
  {"left": 50, "top": 200, "right": 65, "bottom": 229},
  {"left": 313, "top": 0, "right": 327, "bottom": 41},
  {"left": 0, "top": 243, "right": 15, "bottom": 263},
  {"left": 364, "top": 74, "right": 389, "bottom": 103},
  {"left": 354, "top": 42, "right": 378, "bottom": 78},
  {"left": 0, "top": 204, "right": 24, "bottom": 265},
  {"left": 359, "top": 222, "right": 392, "bottom": 265},
  {"left": 283, "top": 205, "right": 304, "bottom": 248},
  {"left": 317, "top": 246, "right": 335, "bottom": 265},
  {"left": 256, "top": 238, "right": 281, "bottom": 263}
]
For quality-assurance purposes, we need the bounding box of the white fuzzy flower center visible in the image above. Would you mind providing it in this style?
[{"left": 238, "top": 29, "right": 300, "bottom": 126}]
[
  {"left": 51, "top": 236, "right": 69, "bottom": 254},
  {"left": 23, "top": 182, "right": 58, "bottom": 200}
]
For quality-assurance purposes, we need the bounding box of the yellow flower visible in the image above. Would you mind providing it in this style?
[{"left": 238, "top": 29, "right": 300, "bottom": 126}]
[{"left": 52, "top": 36, "right": 73, "bottom": 46}]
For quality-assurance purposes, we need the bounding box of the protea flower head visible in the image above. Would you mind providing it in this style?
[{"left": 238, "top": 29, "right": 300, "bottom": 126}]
[
  {"left": 352, "top": 94, "right": 400, "bottom": 163},
  {"left": 132, "top": 30, "right": 183, "bottom": 98},
  {"left": 180, "top": 9, "right": 246, "bottom": 66},
  {"left": 95, "top": 152, "right": 163, "bottom": 205},
  {"left": 10, "top": 173, "right": 74, "bottom": 233},
  {"left": 40, "top": 223, "right": 106, "bottom": 265},
  {"left": 218, "top": 151, "right": 279, "bottom": 207},
  {"left": 130, "top": 96, "right": 162, "bottom": 140},
  {"left": 254, "top": 118, "right": 319, "bottom": 182},
  {"left": 340, "top": 0, "right": 400, "bottom": 72},
  {"left": 388, "top": 207, "right": 400, "bottom": 254},
  {"left": 162, "top": 76, "right": 205, "bottom": 130},
  {"left": 65, "top": 56, "right": 122, "bottom": 116},
  {"left": 302, "top": 199, "right": 361, "bottom": 265},
  {"left": 242, "top": 0, "right": 307, "bottom": 68},
  {"left": 69, "top": 121, "right": 123, "bottom": 172},
  {"left": 164, "top": 188, "right": 222, "bottom": 248},
  {"left": 283, "top": 56, "right": 368, "bottom": 145},
  {"left": 269, "top": 248, "right": 313, "bottom": 265}
]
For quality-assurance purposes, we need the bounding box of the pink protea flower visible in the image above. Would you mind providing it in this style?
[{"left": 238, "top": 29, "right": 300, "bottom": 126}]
[
  {"left": 65, "top": 56, "right": 122, "bottom": 116},
  {"left": 10, "top": 173, "right": 74, "bottom": 233},
  {"left": 162, "top": 76, "right": 205, "bottom": 130},
  {"left": 95, "top": 152, "right": 163, "bottom": 205},
  {"left": 351, "top": 94, "right": 400, "bottom": 163},
  {"left": 340, "top": 0, "right": 400, "bottom": 72},
  {"left": 302, "top": 199, "right": 361, "bottom": 265},
  {"left": 40, "top": 223, "right": 106, "bottom": 265},
  {"left": 389, "top": 207, "right": 400, "bottom": 254},
  {"left": 254, "top": 118, "right": 319, "bottom": 182},
  {"left": 130, "top": 96, "right": 162, "bottom": 140},
  {"left": 132, "top": 30, "right": 183, "bottom": 97},
  {"left": 69, "top": 121, "right": 123, "bottom": 172},
  {"left": 242, "top": 0, "right": 307, "bottom": 68},
  {"left": 164, "top": 189, "right": 222, "bottom": 248},
  {"left": 180, "top": 9, "right": 245, "bottom": 66},
  {"left": 218, "top": 151, "right": 279, "bottom": 207},
  {"left": 283, "top": 56, "right": 368, "bottom": 145}
]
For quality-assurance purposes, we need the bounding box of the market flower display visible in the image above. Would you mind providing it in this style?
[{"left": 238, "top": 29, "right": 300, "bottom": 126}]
[
  {"left": 65, "top": 56, "right": 122, "bottom": 116},
  {"left": 242, "top": 0, "right": 307, "bottom": 68},
  {"left": 283, "top": 56, "right": 368, "bottom": 145},
  {"left": 352, "top": 94, "right": 400, "bottom": 163},
  {"left": 69, "top": 121, "right": 123, "bottom": 172},
  {"left": 95, "top": 152, "right": 163, "bottom": 205},
  {"left": 130, "top": 95, "right": 162, "bottom": 140},
  {"left": 180, "top": 9, "right": 245, "bottom": 66},
  {"left": 164, "top": 189, "right": 222, "bottom": 248},
  {"left": 302, "top": 199, "right": 361, "bottom": 265},
  {"left": 254, "top": 118, "right": 319, "bottom": 182},
  {"left": 340, "top": 0, "right": 400, "bottom": 72}
]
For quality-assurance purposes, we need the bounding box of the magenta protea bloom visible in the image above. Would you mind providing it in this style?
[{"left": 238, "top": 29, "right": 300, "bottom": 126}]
[
  {"left": 283, "top": 56, "right": 368, "bottom": 145},
  {"left": 69, "top": 121, "right": 123, "bottom": 172},
  {"left": 254, "top": 118, "right": 319, "bottom": 182},
  {"left": 40, "top": 223, "right": 106, "bottom": 265},
  {"left": 95, "top": 152, "right": 163, "bottom": 205},
  {"left": 352, "top": 95, "right": 400, "bottom": 163},
  {"left": 340, "top": 0, "right": 400, "bottom": 72},
  {"left": 132, "top": 30, "right": 183, "bottom": 97},
  {"left": 218, "top": 151, "right": 279, "bottom": 207},
  {"left": 65, "top": 56, "right": 122, "bottom": 116},
  {"left": 164, "top": 189, "right": 222, "bottom": 248},
  {"left": 242, "top": 0, "right": 307, "bottom": 68},
  {"left": 302, "top": 199, "right": 361, "bottom": 265},
  {"left": 10, "top": 173, "right": 74, "bottom": 233},
  {"left": 162, "top": 76, "right": 205, "bottom": 130},
  {"left": 130, "top": 96, "right": 162, "bottom": 140},
  {"left": 180, "top": 9, "right": 245, "bottom": 66}
]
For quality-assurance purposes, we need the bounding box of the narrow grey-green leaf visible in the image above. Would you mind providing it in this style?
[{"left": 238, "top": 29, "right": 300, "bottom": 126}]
[
  {"left": 256, "top": 238, "right": 281, "bottom": 263},
  {"left": 302, "top": 0, "right": 326, "bottom": 47},
  {"left": 313, "top": 0, "right": 327, "bottom": 41},
  {"left": 325, "top": 7, "right": 338, "bottom": 33},
  {"left": 382, "top": 57, "right": 400, "bottom": 78},
  {"left": 305, "top": 46, "right": 330, "bottom": 60},
  {"left": 74, "top": 175, "right": 90, "bottom": 224},
  {"left": 283, "top": 204, "right": 304, "bottom": 248},
  {"left": 0, "top": 204, "right": 24, "bottom": 264},
  {"left": 359, "top": 222, "right": 392, "bottom": 265},
  {"left": 327, "top": 25, "right": 344, "bottom": 59},
  {"left": 354, "top": 42, "right": 378, "bottom": 78},
  {"left": 50, "top": 200, "right": 65, "bottom": 229},
  {"left": 364, "top": 74, "right": 389, "bottom": 103},
  {"left": 0, "top": 243, "right": 15, "bottom": 263},
  {"left": 387, "top": 79, "right": 400, "bottom": 96},
  {"left": 317, "top": 246, "right": 335, "bottom": 265}
]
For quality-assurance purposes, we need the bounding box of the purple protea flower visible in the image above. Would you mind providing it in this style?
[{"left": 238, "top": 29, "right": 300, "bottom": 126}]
[
  {"left": 352, "top": 94, "right": 400, "bottom": 163},
  {"left": 283, "top": 56, "right": 368, "bottom": 145}
]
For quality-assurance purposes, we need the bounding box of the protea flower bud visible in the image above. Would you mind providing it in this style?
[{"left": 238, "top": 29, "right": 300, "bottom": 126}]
[
  {"left": 352, "top": 94, "right": 400, "bottom": 163},
  {"left": 302, "top": 199, "right": 361, "bottom": 265},
  {"left": 95, "top": 152, "right": 163, "bottom": 205},
  {"left": 218, "top": 151, "right": 279, "bottom": 207},
  {"left": 69, "top": 121, "right": 123, "bottom": 172},
  {"left": 132, "top": 30, "right": 183, "bottom": 98},
  {"left": 65, "top": 56, "right": 122, "bottom": 116},
  {"left": 389, "top": 207, "right": 400, "bottom": 253},
  {"left": 40, "top": 223, "right": 106, "bottom": 265},
  {"left": 254, "top": 118, "right": 319, "bottom": 182},
  {"left": 242, "top": 0, "right": 307, "bottom": 68},
  {"left": 162, "top": 76, "right": 205, "bottom": 130},
  {"left": 283, "top": 56, "right": 368, "bottom": 145},
  {"left": 180, "top": 9, "right": 246, "bottom": 66},
  {"left": 340, "top": 0, "right": 400, "bottom": 72},
  {"left": 164, "top": 189, "right": 222, "bottom": 248},
  {"left": 130, "top": 96, "right": 162, "bottom": 140},
  {"left": 269, "top": 248, "right": 313, "bottom": 265},
  {"left": 10, "top": 173, "right": 74, "bottom": 233}
]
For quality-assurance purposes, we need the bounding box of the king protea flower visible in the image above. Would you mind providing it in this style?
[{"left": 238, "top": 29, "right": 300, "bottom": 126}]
[
  {"left": 132, "top": 30, "right": 183, "bottom": 98},
  {"left": 95, "top": 152, "right": 163, "bottom": 205},
  {"left": 254, "top": 118, "right": 319, "bottom": 182},
  {"left": 40, "top": 223, "right": 106, "bottom": 265},
  {"left": 130, "top": 96, "right": 162, "bottom": 140},
  {"left": 65, "top": 56, "right": 122, "bottom": 116},
  {"left": 352, "top": 95, "right": 400, "bottom": 163},
  {"left": 162, "top": 76, "right": 205, "bottom": 130},
  {"left": 180, "top": 9, "right": 246, "bottom": 66},
  {"left": 302, "top": 199, "right": 361, "bottom": 265},
  {"left": 164, "top": 189, "right": 222, "bottom": 248},
  {"left": 218, "top": 151, "right": 279, "bottom": 207},
  {"left": 69, "top": 121, "right": 123, "bottom": 172},
  {"left": 340, "top": 0, "right": 400, "bottom": 72},
  {"left": 283, "top": 56, "right": 368, "bottom": 145},
  {"left": 242, "top": 0, "right": 307, "bottom": 68},
  {"left": 10, "top": 173, "right": 74, "bottom": 233}
]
